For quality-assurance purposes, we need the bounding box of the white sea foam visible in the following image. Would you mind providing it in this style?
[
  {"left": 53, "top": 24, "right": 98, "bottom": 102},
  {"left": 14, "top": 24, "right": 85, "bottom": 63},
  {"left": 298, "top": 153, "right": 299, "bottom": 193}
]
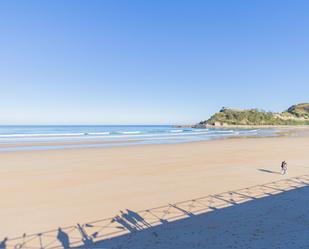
[
  {"left": 247, "top": 129, "right": 259, "bottom": 133},
  {"left": 103, "top": 131, "right": 213, "bottom": 139},
  {"left": 213, "top": 130, "right": 234, "bottom": 133},
  {"left": 87, "top": 132, "right": 111, "bottom": 136},
  {"left": 0, "top": 125, "right": 275, "bottom": 153},
  {"left": 119, "top": 131, "right": 142, "bottom": 134},
  {"left": 0, "top": 133, "right": 85, "bottom": 138},
  {"left": 0, "top": 129, "right": 256, "bottom": 141},
  {"left": 169, "top": 129, "right": 183, "bottom": 133},
  {"left": 0, "top": 130, "right": 214, "bottom": 141},
  {"left": 192, "top": 129, "right": 209, "bottom": 132}
]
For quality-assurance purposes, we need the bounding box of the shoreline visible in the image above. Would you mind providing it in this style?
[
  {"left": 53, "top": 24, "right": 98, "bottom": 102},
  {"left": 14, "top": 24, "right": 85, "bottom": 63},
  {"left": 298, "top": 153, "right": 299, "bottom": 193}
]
[
  {"left": 0, "top": 138, "right": 144, "bottom": 149},
  {"left": 1, "top": 133, "right": 307, "bottom": 154},
  {"left": 0, "top": 134, "right": 274, "bottom": 152},
  {"left": 0, "top": 126, "right": 307, "bottom": 153},
  {"left": 0, "top": 127, "right": 287, "bottom": 152}
]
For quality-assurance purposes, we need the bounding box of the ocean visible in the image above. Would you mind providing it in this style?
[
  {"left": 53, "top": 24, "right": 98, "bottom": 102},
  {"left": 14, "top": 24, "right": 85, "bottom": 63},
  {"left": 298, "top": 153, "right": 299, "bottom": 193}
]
[{"left": 0, "top": 125, "right": 276, "bottom": 152}]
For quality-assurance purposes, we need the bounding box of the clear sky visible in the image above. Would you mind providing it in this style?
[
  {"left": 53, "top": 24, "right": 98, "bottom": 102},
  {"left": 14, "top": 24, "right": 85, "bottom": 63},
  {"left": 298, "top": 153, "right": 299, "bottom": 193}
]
[{"left": 0, "top": 0, "right": 308, "bottom": 125}]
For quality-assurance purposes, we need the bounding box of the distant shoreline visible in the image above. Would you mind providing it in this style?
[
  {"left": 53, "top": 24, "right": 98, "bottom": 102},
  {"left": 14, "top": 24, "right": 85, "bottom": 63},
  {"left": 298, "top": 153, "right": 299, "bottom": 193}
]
[
  {"left": 2, "top": 126, "right": 308, "bottom": 153},
  {"left": 0, "top": 125, "right": 279, "bottom": 152}
]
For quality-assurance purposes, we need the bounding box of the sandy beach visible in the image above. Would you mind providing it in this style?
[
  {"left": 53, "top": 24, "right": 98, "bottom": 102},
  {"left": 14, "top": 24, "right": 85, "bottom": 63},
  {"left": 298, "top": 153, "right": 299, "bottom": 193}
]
[{"left": 1, "top": 134, "right": 309, "bottom": 241}]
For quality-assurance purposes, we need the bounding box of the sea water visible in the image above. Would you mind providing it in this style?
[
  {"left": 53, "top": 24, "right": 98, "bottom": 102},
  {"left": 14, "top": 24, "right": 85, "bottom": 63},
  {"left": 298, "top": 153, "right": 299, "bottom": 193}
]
[{"left": 0, "top": 125, "right": 277, "bottom": 152}]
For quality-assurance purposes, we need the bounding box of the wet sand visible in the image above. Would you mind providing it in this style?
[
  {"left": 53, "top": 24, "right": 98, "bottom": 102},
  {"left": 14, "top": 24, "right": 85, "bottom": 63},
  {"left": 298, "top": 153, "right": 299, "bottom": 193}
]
[{"left": 0, "top": 138, "right": 142, "bottom": 149}]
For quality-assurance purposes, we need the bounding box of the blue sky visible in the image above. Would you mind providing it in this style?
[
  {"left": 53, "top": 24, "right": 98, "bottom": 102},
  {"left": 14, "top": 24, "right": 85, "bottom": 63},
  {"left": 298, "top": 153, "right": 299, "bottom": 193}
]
[{"left": 0, "top": 0, "right": 308, "bottom": 124}]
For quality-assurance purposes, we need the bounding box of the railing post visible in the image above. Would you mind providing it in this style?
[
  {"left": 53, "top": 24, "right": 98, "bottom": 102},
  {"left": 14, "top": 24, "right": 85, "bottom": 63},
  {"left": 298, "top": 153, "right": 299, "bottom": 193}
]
[{"left": 77, "top": 223, "right": 93, "bottom": 248}]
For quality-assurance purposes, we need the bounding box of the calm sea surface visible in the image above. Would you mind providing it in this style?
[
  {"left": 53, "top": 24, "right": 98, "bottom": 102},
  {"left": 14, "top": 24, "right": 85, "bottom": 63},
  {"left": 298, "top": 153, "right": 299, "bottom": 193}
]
[{"left": 0, "top": 125, "right": 277, "bottom": 152}]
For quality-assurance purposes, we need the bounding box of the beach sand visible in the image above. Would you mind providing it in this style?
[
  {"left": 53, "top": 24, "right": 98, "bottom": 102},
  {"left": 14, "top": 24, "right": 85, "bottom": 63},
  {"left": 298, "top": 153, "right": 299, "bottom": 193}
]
[{"left": 1, "top": 135, "right": 309, "bottom": 240}]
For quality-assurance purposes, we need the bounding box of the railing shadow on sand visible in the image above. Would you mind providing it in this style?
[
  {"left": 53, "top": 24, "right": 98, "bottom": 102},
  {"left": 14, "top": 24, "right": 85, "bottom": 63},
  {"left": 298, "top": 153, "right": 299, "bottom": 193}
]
[{"left": 3, "top": 174, "right": 309, "bottom": 249}]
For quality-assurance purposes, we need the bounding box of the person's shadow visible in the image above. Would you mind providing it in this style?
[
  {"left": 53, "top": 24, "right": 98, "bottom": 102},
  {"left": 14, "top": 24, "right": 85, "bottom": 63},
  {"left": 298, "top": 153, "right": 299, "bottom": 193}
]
[
  {"left": 0, "top": 238, "right": 7, "bottom": 249},
  {"left": 126, "top": 209, "right": 152, "bottom": 228},
  {"left": 257, "top": 168, "right": 280, "bottom": 174},
  {"left": 57, "top": 228, "right": 70, "bottom": 249},
  {"left": 112, "top": 215, "right": 136, "bottom": 232},
  {"left": 120, "top": 211, "right": 143, "bottom": 230}
]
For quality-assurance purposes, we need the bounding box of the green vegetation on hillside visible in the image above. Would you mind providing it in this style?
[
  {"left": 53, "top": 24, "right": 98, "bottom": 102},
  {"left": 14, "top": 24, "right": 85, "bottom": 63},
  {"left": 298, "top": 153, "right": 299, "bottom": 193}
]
[
  {"left": 286, "top": 103, "right": 309, "bottom": 119},
  {"left": 198, "top": 103, "right": 309, "bottom": 126}
]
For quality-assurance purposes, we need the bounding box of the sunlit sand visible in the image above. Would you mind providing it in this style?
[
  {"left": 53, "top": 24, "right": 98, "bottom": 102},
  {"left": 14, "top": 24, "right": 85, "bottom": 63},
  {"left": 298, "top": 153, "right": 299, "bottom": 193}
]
[{"left": 1, "top": 135, "right": 309, "bottom": 242}]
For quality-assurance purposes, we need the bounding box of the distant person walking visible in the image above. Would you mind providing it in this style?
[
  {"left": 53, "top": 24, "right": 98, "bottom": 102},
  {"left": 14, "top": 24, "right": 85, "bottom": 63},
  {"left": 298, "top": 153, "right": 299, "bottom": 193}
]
[{"left": 281, "top": 161, "right": 287, "bottom": 175}]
